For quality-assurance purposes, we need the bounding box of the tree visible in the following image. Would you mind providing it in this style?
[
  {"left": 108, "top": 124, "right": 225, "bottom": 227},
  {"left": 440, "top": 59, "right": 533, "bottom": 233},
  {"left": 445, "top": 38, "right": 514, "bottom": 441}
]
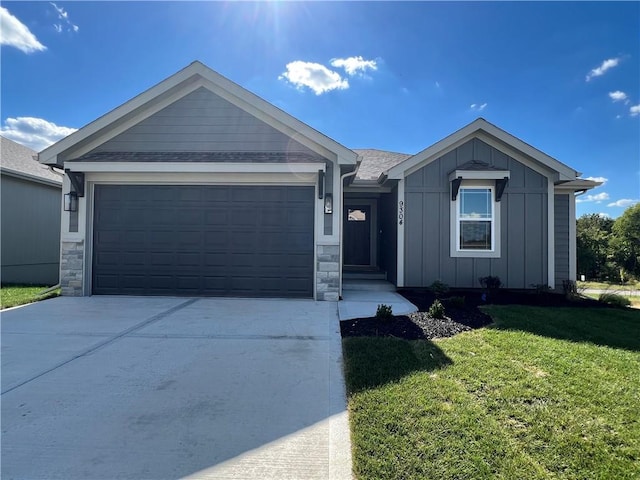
[
  {"left": 576, "top": 213, "right": 614, "bottom": 280},
  {"left": 609, "top": 203, "right": 640, "bottom": 280}
]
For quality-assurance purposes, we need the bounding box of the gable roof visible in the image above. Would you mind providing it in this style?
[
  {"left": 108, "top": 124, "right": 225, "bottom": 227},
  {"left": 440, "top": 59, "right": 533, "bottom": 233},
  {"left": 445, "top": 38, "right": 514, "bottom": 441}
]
[
  {"left": 352, "top": 149, "right": 412, "bottom": 182},
  {"left": 385, "top": 118, "right": 580, "bottom": 182},
  {"left": 1, "top": 136, "right": 62, "bottom": 186},
  {"left": 39, "top": 61, "right": 358, "bottom": 167}
]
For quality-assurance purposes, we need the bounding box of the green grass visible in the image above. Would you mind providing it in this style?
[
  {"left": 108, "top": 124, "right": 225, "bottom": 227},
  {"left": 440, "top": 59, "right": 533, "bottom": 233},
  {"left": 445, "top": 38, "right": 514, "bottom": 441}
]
[
  {"left": 0, "top": 285, "right": 60, "bottom": 309},
  {"left": 577, "top": 280, "right": 638, "bottom": 291},
  {"left": 343, "top": 306, "right": 640, "bottom": 479}
]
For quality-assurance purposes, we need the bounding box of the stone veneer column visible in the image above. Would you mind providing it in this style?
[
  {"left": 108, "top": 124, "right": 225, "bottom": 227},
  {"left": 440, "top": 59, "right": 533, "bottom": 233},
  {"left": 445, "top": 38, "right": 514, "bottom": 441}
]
[
  {"left": 316, "top": 244, "right": 340, "bottom": 301},
  {"left": 60, "top": 240, "right": 84, "bottom": 296}
]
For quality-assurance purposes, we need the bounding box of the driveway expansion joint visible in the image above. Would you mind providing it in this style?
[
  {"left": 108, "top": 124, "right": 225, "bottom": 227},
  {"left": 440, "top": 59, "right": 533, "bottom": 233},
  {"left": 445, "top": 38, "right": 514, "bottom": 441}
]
[{"left": 1, "top": 298, "right": 199, "bottom": 395}]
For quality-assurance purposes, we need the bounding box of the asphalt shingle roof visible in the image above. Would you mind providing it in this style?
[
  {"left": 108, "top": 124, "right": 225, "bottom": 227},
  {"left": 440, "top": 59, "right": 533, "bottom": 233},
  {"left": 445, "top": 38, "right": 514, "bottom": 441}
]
[
  {"left": 0, "top": 136, "right": 62, "bottom": 184},
  {"left": 352, "top": 149, "right": 412, "bottom": 182}
]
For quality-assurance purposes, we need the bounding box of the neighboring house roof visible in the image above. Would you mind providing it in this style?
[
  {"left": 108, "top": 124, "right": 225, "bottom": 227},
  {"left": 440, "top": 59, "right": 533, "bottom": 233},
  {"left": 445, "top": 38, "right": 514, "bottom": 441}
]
[
  {"left": 352, "top": 149, "right": 412, "bottom": 182},
  {"left": 385, "top": 118, "right": 581, "bottom": 182},
  {"left": 1, "top": 136, "right": 63, "bottom": 187},
  {"left": 39, "top": 61, "right": 358, "bottom": 167}
]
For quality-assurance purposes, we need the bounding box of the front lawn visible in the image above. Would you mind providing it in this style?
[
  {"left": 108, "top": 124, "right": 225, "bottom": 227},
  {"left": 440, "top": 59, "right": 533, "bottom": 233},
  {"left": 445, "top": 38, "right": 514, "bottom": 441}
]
[
  {"left": 0, "top": 285, "right": 60, "bottom": 309},
  {"left": 343, "top": 306, "right": 640, "bottom": 479}
]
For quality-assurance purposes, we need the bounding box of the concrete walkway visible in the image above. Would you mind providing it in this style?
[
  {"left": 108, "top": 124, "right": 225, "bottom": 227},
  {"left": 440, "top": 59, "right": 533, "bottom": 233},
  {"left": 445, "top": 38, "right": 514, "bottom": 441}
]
[
  {"left": 338, "top": 290, "right": 418, "bottom": 321},
  {"left": 1, "top": 296, "right": 352, "bottom": 480}
]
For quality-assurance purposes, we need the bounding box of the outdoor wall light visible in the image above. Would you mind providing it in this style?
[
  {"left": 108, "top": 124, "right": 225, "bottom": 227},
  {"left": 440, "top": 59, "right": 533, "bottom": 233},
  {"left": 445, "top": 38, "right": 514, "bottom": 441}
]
[
  {"left": 324, "top": 193, "right": 333, "bottom": 214},
  {"left": 64, "top": 192, "right": 78, "bottom": 212}
]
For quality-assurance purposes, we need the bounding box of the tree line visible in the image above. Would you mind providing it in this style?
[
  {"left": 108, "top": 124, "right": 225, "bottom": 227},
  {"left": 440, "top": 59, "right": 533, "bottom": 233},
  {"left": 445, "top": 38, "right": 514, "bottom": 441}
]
[{"left": 577, "top": 203, "right": 640, "bottom": 283}]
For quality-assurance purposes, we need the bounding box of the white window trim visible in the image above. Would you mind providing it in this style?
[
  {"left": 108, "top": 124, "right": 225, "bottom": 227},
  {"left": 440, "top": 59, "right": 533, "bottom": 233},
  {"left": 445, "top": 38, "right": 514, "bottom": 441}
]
[{"left": 450, "top": 180, "right": 501, "bottom": 258}]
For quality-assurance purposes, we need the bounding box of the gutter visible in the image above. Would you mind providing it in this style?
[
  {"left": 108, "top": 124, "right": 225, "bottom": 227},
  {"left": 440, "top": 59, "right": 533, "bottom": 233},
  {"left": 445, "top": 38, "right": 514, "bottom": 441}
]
[{"left": 338, "top": 168, "right": 358, "bottom": 299}]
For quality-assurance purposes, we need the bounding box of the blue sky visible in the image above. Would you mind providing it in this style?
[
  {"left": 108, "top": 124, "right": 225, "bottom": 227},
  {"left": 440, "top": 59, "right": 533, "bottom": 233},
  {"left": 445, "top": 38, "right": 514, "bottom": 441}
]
[{"left": 1, "top": 1, "right": 638, "bottom": 218}]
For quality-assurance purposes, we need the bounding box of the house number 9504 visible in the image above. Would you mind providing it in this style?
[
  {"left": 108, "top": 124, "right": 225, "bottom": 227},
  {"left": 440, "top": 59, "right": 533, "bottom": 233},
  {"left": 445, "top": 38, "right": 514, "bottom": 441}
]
[{"left": 398, "top": 201, "right": 404, "bottom": 225}]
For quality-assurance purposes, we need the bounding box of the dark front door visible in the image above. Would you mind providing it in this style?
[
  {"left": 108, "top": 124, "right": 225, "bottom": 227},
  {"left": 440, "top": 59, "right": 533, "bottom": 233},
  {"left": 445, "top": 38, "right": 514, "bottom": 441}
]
[
  {"left": 344, "top": 205, "right": 371, "bottom": 265},
  {"left": 92, "top": 185, "right": 314, "bottom": 298}
]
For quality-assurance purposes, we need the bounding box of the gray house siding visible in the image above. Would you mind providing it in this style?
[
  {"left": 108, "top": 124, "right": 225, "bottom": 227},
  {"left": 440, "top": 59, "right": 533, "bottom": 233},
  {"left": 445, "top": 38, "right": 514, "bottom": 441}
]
[
  {"left": 1, "top": 175, "right": 61, "bottom": 285},
  {"left": 95, "top": 87, "right": 322, "bottom": 156},
  {"left": 404, "top": 138, "right": 548, "bottom": 289},
  {"left": 554, "top": 194, "right": 570, "bottom": 288}
]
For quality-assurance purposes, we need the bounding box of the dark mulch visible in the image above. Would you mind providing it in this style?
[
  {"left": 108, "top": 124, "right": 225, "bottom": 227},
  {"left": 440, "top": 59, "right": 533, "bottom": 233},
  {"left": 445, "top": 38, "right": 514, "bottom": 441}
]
[{"left": 340, "top": 288, "right": 604, "bottom": 341}]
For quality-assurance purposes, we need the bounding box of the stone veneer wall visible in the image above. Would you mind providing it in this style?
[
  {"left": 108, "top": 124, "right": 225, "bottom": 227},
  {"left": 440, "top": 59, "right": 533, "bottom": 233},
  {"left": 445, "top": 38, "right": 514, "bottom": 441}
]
[
  {"left": 316, "top": 244, "right": 340, "bottom": 301},
  {"left": 60, "top": 240, "right": 84, "bottom": 296}
]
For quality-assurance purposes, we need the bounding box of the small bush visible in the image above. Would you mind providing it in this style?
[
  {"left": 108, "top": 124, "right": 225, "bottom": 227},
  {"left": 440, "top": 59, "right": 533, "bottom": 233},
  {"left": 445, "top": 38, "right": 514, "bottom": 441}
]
[
  {"left": 376, "top": 304, "right": 394, "bottom": 320},
  {"left": 531, "top": 283, "right": 552, "bottom": 294},
  {"left": 479, "top": 276, "right": 502, "bottom": 290},
  {"left": 563, "top": 280, "right": 577, "bottom": 295},
  {"left": 445, "top": 296, "right": 466, "bottom": 308},
  {"left": 599, "top": 293, "right": 631, "bottom": 308},
  {"left": 428, "top": 300, "right": 445, "bottom": 319},
  {"left": 428, "top": 280, "right": 450, "bottom": 297}
]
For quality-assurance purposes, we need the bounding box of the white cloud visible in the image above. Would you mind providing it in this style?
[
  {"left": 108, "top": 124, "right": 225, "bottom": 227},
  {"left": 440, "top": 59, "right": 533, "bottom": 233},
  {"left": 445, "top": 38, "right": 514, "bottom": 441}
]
[
  {"left": 584, "top": 176, "right": 608, "bottom": 186},
  {"left": 608, "top": 90, "right": 628, "bottom": 102},
  {"left": 630, "top": 104, "right": 640, "bottom": 117},
  {"left": 586, "top": 57, "right": 620, "bottom": 81},
  {"left": 575, "top": 192, "right": 610, "bottom": 203},
  {"left": 470, "top": 103, "right": 487, "bottom": 112},
  {"left": 50, "top": 2, "right": 79, "bottom": 33},
  {"left": 330, "top": 56, "right": 377, "bottom": 76},
  {"left": 0, "top": 7, "right": 46, "bottom": 53},
  {"left": 279, "top": 61, "right": 348, "bottom": 95},
  {"left": 607, "top": 199, "right": 639, "bottom": 208},
  {"left": 597, "top": 212, "right": 611, "bottom": 218},
  {"left": 1, "top": 117, "right": 77, "bottom": 151}
]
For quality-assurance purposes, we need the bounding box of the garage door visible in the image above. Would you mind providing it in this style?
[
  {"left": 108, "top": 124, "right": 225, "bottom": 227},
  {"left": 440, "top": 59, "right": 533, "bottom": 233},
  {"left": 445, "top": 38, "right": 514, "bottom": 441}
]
[{"left": 92, "top": 185, "right": 314, "bottom": 297}]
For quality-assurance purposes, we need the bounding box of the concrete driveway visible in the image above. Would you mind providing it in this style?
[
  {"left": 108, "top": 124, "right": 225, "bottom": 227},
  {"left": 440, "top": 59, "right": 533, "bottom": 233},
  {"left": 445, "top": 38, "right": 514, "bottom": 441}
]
[{"left": 1, "top": 296, "right": 352, "bottom": 480}]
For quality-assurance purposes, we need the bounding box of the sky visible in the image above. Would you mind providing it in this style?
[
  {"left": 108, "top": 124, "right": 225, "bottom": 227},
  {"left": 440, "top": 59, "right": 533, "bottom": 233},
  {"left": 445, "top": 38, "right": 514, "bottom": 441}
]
[{"left": 1, "top": 1, "right": 639, "bottom": 218}]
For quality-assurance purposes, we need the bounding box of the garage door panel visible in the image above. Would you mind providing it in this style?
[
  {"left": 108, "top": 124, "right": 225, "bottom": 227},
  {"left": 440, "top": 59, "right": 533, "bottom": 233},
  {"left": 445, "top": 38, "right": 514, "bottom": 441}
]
[{"left": 93, "top": 185, "right": 314, "bottom": 297}]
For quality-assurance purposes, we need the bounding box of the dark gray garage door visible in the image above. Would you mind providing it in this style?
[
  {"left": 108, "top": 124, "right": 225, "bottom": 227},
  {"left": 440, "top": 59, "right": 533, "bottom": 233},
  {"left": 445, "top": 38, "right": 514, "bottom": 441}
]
[{"left": 92, "top": 185, "right": 314, "bottom": 297}]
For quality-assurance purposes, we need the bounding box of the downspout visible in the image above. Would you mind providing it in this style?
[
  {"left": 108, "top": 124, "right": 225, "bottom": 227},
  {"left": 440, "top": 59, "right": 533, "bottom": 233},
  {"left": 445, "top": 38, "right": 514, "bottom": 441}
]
[{"left": 338, "top": 169, "right": 358, "bottom": 299}]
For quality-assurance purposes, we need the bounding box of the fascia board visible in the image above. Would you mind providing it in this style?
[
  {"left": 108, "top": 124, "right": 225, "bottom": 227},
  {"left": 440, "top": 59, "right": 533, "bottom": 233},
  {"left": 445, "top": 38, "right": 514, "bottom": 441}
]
[
  {"left": 39, "top": 63, "right": 204, "bottom": 166},
  {"left": 40, "top": 61, "right": 357, "bottom": 167},
  {"left": 386, "top": 123, "right": 479, "bottom": 180},
  {"left": 1, "top": 168, "right": 63, "bottom": 187},
  {"left": 386, "top": 118, "right": 579, "bottom": 182},
  {"left": 65, "top": 161, "right": 326, "bottom": 174},
  {"left": 194, "top": 73, "right": 357, "bottom": 164}
]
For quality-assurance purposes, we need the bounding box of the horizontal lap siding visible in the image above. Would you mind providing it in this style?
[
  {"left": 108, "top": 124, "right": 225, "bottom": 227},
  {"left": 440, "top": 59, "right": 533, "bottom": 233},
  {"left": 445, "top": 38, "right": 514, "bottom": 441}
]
[
  {"left": 94, "top": 87, "right": 319, "bottom": 155},
  {"left": 0, "top": 176, "right": 61, "bottom": 285},
  {"left": 404, "top": 138, "right": 548, "bottom": 289},
  {"left": 554, "top": 194, "right": 570, "bottom": 287}
]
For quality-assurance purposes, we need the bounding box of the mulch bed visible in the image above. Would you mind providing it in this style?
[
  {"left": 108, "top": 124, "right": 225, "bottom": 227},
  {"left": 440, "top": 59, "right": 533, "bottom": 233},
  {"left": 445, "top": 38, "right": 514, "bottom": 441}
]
[{"left": 340, "top": 288, "right": 604, "bottom": 341}]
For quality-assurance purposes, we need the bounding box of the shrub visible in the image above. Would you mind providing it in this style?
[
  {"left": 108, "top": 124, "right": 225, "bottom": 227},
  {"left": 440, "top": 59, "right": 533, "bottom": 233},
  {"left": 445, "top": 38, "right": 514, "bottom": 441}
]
[
  {"left": 428, "top": 280, "right": 450, "bottom": 297},
  {"left": 428, "top": 300, "right": 445, "bottom": 319},
  {"left": 479, "top": 276, "right": 502, "bottom": 290},
  {"left": 479, "top": 275, "right": 502, "bottom": 302},
  {"left": 376, "top": 304, "right": 394, "bottom": 320},
  {"left": 598, "top": 293, "right": 631, "bottom": 308},
  {"left": 563, "top": 280, "right": 577, "bottom": 295},
  {"left": 445, "top": 296, "right": 466, "bottom": 308},
  {"left": 531, "top": 283, "right": 552, "bottom": 294}
]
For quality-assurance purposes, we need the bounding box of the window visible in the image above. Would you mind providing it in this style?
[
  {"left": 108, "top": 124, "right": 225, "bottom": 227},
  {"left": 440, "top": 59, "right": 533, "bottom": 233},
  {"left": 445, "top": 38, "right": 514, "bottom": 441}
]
[
  {"left": 348, "top": 209, "right": 366, "bottom": 221},
  {"left": 459, "top": 188, "right": 492, "bottom": 250},
  {"left": 451, "top": 183, "right": 501, "bottom": 258}
]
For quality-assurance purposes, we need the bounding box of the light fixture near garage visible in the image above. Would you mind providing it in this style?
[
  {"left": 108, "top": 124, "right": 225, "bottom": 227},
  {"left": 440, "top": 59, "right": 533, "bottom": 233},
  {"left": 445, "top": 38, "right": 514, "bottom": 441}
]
[
  {"left": 324, "top": 193, "right": 333, "bottom": 214},
  {"left": 64, "top": 192, "right": 78, "bottom": 212}
]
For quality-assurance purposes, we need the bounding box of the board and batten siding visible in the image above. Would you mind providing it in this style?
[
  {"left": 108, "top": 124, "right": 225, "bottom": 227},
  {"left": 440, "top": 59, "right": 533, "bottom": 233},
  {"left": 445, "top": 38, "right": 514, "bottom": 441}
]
[
  {"left": 94, "top": 87, "right": 322, "bottom": 156},
  {"left": 554, "top": 194, "right": 570, "bottom": 288},
  {"left": 404, "top": 138, "right": 548, "bottom": 289},
  {"left": 1, "top": 175, "right": 61, "bottom": 285}
]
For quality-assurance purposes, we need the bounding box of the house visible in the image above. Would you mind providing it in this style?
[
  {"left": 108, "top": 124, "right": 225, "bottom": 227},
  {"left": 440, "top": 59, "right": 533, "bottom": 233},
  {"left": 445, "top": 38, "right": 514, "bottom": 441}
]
[
  {"left": 38, "top": 61, "right": 598, "bottom": 300},
  {"left": 1, "top": 136, "right": 63, "bottom": 285}
]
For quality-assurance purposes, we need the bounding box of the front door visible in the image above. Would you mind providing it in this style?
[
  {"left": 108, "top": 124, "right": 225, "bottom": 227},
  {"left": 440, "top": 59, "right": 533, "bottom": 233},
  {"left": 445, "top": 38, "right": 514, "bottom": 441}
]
[{"left": 344, "top": 205, "right": 371, "bottom": 265}]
